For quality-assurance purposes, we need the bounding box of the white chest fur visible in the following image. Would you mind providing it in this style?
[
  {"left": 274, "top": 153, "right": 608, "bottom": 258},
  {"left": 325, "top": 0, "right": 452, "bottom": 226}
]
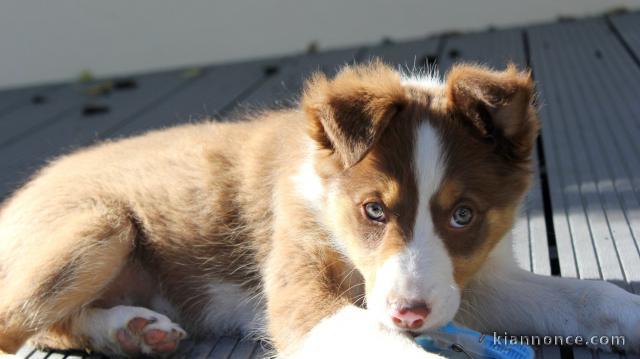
[{"left": 201, "top": 281, "right": 265, "bottom": 335}]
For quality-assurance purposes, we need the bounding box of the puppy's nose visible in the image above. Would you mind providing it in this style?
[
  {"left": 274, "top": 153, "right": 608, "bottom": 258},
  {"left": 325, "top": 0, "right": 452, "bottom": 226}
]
[{"left": 390, "top": 301, "right": 430, "bottom": 330}]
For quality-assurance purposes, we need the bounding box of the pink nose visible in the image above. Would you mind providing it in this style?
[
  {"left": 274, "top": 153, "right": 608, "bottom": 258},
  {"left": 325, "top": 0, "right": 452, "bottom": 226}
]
[{"left": 390, "top": 301, "right": 430, "bottom": 330}]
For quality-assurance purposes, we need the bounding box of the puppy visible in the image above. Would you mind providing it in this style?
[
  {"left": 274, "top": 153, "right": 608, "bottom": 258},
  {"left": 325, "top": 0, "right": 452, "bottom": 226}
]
[{"left": 0, "top": 61, "right": 638, "bottom": 358}]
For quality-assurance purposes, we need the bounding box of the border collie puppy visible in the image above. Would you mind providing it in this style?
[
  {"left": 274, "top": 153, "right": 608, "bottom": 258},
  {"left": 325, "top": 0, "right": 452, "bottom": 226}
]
[{"left": 1, "top": 62, "right": 638, "bottom": 358}]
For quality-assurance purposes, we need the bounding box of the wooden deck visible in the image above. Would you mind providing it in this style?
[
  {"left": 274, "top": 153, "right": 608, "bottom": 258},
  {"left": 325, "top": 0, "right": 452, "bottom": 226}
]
[{"left": 3, "top": 11, "right": 640, "bottom": 359}]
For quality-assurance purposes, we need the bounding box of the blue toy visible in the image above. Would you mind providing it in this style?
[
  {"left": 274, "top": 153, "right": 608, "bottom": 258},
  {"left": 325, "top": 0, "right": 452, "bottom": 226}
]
[{"left": 416, "top": 322, "right": 535, "bottom": 359}]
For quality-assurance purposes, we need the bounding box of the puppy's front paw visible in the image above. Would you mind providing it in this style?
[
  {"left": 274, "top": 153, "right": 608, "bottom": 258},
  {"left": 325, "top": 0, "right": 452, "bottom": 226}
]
[{"left": 579, "top": 283, "right": 640, "bottom": 353}]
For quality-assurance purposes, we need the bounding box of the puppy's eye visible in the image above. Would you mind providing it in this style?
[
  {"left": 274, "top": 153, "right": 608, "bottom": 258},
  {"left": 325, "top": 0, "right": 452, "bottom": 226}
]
[
  {"left": 363, "top": 202, "right": 386, "bottom": 222},
  {"left": 450, "top": 206, "right": 473, "bottom": 228}
]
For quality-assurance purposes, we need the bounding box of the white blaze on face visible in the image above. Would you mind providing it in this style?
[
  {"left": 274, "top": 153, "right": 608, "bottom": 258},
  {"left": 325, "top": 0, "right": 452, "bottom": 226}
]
[{"left": 369, "top": 121, "right": 461, "bottom": 331}]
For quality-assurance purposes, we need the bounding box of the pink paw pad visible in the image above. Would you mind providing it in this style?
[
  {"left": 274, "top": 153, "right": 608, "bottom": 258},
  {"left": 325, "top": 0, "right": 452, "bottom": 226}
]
[{"left": 115, "top": 316, "right": 187, "bottom": 355}]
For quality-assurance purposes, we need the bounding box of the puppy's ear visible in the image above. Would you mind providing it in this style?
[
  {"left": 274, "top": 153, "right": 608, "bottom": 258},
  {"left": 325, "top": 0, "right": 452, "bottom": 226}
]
[
  {"left": 302, "top": 61, "right": 407, "bottom": 168},
  {"left": 446, "top": 63, "right": 539, "bottom": 160}
]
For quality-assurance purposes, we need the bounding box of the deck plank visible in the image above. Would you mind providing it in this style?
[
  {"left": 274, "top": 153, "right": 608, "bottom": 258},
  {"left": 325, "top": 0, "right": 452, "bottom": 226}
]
[
  {"left": 239, "top": 47, "right": 362, "bottom": 107},
  {"left": 0, "top": 86, "right": 34, "bottom": 114},
  {"left": 0, "top": 84, "right": 87, "bottom": 147},
  {"left": 25, "top": 350, "right": 47, "bottom": 359},
  {"left": 528, "top": 19, "right": 640, "bottom": 293},
  {"left": 0, "top": 59, "right": 275, "bottom": 200},
  {"left": 573, "top": 347, "right": 596, "bottom": 359},
  {"left": 249, "top": 344, "right": 268, "bottom": 359},
  {"left": 363, "top": 37, "right": 440, "bottom": 69},
  {"left": 0, "top": 83, "right": 62, "bottom": 118},
  {"left": 0, "top": 69, "right": 194, "bottom": 199},
  {"left": 189, "top": 337, "right": 221, "bottom": 359},
  {"left": 14, "top": 345, "right": 36, "bottom": 358},
  {"left": 609, "top": 11, "right": 640, "bottom": 61},
  {"left": 207, "top": 336, "right": 239, "bottom": 359},
  {"left": 44, "top": 352, "right": 65, "bottom": 359},
  {"left": 171, "top": 338, "right": 197, "bottom": 359},
  {"left": 528, "top": 19, "right": 640, "bottom": 359},
  {"left": 597, "top": 351, "right": 623, "bottom": 359},
  {"left": 227, "top": 339, "right": 258, "bottom": 359},
  {"left": 541, "top": 346, "right": 563, "bottom": 359},
  {"left": 439, "top": 28, "right": 526, "bottom": 71},
  {"left": 102, "top": 57, "right": 283, "bottom": 139}
]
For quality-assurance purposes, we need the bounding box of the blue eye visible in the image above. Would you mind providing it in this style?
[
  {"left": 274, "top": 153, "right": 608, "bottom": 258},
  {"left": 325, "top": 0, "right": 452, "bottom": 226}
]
[
  {"left": 364, "top": 202, "right": 386, "bottom": 222},
  {"left": 450, "top": 206, "right": 473, "bottom": 228}
]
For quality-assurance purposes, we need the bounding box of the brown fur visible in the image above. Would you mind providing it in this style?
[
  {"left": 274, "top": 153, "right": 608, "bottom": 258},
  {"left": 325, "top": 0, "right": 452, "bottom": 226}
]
[{"left": 0, "top": 61, "right": 538, "bottom": 355}]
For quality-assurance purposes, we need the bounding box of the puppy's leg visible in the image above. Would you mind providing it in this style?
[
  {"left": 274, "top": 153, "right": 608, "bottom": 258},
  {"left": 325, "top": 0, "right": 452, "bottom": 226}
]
[
  {"left": 458, "top": 254, "right": 640, "bottom": 352},
  {"left": 34, "top": 306, "right": 186, "bottom": 356},
  {"left": 264, "top": 230, "right": 437, "bottom": 358},
  {"left": 0, "top": 205, "right": 137, "bottom": 353},
  {"left": 286, "top": 306, "right": 442, "bottom": 359}
]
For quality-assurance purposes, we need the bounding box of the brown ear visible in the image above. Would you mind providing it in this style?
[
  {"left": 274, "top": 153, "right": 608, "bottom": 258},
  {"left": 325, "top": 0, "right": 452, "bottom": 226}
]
[
  {"left": 446, "top": 63, "right": 539, "bottom": 160},
  {"left": 302, "top": 61, "right": 407, "bottom": 168}
]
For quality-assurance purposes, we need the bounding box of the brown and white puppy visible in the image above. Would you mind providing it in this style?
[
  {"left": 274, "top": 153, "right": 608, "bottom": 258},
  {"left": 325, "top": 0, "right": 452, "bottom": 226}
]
[{"left": 0, "top": 62, "right": 638, "bottom": 358}]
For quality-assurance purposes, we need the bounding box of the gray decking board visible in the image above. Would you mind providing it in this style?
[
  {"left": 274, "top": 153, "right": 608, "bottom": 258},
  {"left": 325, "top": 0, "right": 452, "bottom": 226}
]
[
  {"left": 516, "top": 155, "right": 552, "bottom": 276},
  {"left": 0, "top": 69, "right": 199, "bottom": 199},
  {"left": 101, "top": 57, "right": 285, "bottom": 139},
  {"left": 0, "top": 59, "right": 279, "bottom": 200},
  {"left": 189, "top": 337, "right": 222, "bottom": 359},
  {"left": 528, "top": 19, "right": 640, "bottom": 294},
  {"left": 439, "top": 28, "right": 527, "bottom": 71},
  {"left": 227, "top": 339, "right": 259, "bottom": 359},
  {"left": 238, "top": 47, "right": 363, "bottom": 107},
  {"left": 610, "top": 11, "right": 640, "bottom": 61},
  {"left": 171, "top": 339, "right": 197, "bottom": 359},
  {"left": 108, "top": 48, "right": 360, "bottom": 140},
  {"left": 249, "top": 345, "right": 268, "bottom": 359},
  {"left": 572, "top": 348, "right": 595, "bottom": 359},
  {"left": 14, "top": 345, "right": 36, "bottom": 358},
  {"left": 44, "top": 352, "right": 65, "bottom": 359},
  {"left": 363, "top": 37, "right": 440, "bottom": 69},
  {"left": 528, "top": 18, "right": 637, "bottom": 357},
  {"left": 0, "top": 86, "right": 34, "bottom": 114},
  {"left": 0, "top": 83, "right": 91, "bottom": 147},
  {"left": 26, "top": 350, "right": 48, "bottom": 359},
  {"left": 0, "top": 83, "right": 63, "bottom": 118},
  {"left": 540, "top": 346, "right": 563, "bottom": 359},
  {"left": 206, "top": 336, "right": 239, "bottom": 359}
]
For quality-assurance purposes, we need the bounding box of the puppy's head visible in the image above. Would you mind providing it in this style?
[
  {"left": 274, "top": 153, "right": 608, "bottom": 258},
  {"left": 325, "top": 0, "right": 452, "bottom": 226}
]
[{"left": 299, "top": 61, "right": 538, "bottom": 333}]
